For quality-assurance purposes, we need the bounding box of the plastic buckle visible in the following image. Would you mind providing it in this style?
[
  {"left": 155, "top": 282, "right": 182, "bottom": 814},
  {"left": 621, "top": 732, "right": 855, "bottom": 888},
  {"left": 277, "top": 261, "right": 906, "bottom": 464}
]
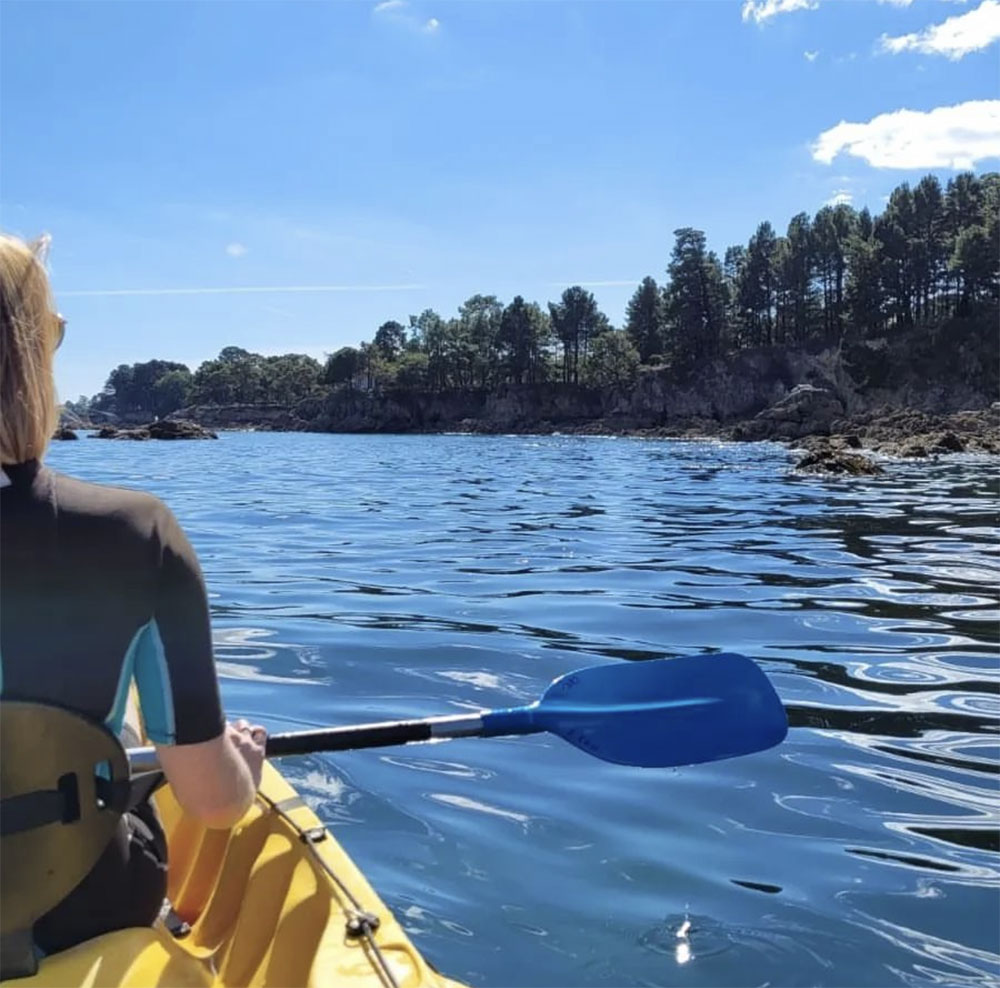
[{"left": 300, "top": 826, "right": 327, "bottom": 845}]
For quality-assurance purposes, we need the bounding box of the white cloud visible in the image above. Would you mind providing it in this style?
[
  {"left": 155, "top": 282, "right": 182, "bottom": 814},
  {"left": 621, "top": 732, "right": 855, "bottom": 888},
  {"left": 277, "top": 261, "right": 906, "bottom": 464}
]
[
  {"left": 225, "top": 242, "right": 248, "bottom": 258},
  {"left": 825, "top": 190, "right": 854, "bottom": 206},
  {"left": 373, "top": 0, "right": 440, "bottom": 33},
  {"left": 877, "top": 0, "right": 914, "bottom": 6},
  {"left": 742, "top": 0, "right": 818, "bottom": 23},
  {"left": 804, "top": 49, "right": 819, "bottom": 61},
  {"left": 880, "top": 0, "right": 1000, "bottom": 58},
  {"left": 812, "top": 99, "right": 1000, "bottom": 169}
]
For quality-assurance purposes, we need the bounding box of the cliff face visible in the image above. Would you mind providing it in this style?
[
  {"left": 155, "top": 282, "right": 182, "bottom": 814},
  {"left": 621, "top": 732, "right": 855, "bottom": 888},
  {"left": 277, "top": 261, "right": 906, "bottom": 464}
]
[
  {"left": 170, "top": 321, "right": 998, "bottom": 435},
  {"left": 293, "top": 347, "right": 844, "bottom": 434},
  {"left": 305, "top": 385, "right": 605, "bottom": 433}
]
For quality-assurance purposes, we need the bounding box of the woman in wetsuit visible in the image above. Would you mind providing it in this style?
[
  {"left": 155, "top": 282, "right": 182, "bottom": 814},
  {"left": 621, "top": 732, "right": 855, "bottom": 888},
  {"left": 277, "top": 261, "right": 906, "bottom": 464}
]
[{"left": 0, "top": 232, "right": 268, "bottom": 952}]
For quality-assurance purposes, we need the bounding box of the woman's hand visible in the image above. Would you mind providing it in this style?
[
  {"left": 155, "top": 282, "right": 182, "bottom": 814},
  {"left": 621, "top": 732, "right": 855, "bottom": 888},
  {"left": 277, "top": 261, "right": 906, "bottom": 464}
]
[
  {"left": 228, "top": 719, "right": 267, "bottom": 791},
  {"left": 157, "top": 720, "right": 268, "bottom": 829}
]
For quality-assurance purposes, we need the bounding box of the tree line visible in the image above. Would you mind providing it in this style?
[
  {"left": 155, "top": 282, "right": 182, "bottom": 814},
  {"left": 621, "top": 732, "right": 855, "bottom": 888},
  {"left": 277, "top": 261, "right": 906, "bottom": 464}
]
[{"left": 73, "top": 171, "right": 997, "bottom": 421}]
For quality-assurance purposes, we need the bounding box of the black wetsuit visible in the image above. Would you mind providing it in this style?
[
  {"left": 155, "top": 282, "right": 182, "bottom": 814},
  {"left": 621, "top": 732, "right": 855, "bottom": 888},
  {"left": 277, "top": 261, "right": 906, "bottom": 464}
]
[{"left": 0, "top": 459, "right": 226, "bottom": 951}]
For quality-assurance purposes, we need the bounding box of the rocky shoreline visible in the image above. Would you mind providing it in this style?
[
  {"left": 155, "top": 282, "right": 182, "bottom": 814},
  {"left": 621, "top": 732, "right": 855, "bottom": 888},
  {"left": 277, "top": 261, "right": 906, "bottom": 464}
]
[
  {"left": 54, "top": 404, "right": 998, "bottom": 475},
  {"left": 419, "top": 403, "right": 1000, "bottom": 475},
  {"left": 58, "top": 329, "right": 999, "bottom": 475},
  {"left": 53, "top": 420, "right": 218, "bottom": 441}
]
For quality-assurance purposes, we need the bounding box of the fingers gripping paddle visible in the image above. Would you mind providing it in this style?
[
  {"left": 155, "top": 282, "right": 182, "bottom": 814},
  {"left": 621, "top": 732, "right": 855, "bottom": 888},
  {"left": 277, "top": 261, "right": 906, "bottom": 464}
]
[{"left": 129, "top": 653, "right": 787, "bottom": 772}]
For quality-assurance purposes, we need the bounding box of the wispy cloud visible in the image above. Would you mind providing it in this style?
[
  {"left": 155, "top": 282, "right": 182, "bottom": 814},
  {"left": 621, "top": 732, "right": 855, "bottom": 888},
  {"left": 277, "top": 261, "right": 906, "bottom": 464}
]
[
  {"left": 373, "top": 0, "right": 440, "bottom": 34},
  {"left": 225, "top": 242, "right": 248, "bottom": 258},
  {"left": 804, "top": 50, "right": 819, "bottom": 61},
  {"left": 812, "top": 99, "right": 1000, "bottom": 169},
  {"left": 742, "top": 0, "right": 818, "bottom": 25},
  {"left": 60, "top": 284, "right": 425, "bottom": 298},
  {"left": 880, "top": 0, "right": 1000, "bottom": 58},
  {"left": 825, "top": 190, "right": 853, "bottom": 206}
]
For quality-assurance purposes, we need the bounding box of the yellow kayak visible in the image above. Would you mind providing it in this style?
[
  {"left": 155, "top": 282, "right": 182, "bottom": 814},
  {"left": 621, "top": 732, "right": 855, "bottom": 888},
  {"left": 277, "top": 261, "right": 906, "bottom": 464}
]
[{"left": 11, "top": 761, "right": 464, "bottom": 988}]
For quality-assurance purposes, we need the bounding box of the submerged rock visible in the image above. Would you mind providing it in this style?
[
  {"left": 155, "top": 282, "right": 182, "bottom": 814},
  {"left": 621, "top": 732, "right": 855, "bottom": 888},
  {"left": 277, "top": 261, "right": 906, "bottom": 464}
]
[
  {"left": 52, "top": 427, "right": 79, "bottom": 440},
  {"left": 795, "top": 440, "right": 883, "bottom": 476}
]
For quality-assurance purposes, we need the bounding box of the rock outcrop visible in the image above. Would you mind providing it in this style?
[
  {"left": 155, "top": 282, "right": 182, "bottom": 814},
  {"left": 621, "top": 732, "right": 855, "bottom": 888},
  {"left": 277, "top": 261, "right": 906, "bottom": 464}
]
[
  {"left": 843, "top": 408, "right": 999, "bottom": 457},
  {"left": 794, "top": 438, "right": 883, "bottom": 476},
  {"left": 735, "top": 384, "right": 845, "bottom": 442},
  {"left": 91, "top": 420, "right": 218, "bottom": 441}
]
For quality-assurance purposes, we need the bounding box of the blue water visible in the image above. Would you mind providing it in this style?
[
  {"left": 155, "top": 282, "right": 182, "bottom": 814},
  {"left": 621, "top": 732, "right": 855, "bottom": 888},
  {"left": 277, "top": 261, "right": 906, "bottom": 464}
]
[{"left": 48, "top": 432, "right": 999, "bottom": 988}]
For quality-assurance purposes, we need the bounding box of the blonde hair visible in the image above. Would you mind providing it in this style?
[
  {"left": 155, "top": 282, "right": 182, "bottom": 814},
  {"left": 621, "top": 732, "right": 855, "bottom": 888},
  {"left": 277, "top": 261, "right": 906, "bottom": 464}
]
[{"left": 0, "top": 234, "right": 59, "bottom": 464}]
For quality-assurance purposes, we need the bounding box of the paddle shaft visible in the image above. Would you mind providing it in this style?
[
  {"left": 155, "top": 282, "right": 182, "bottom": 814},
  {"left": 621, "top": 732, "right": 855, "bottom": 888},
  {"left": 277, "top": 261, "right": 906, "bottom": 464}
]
[
  {"left": 127, "top": 710, "right": 534, "bottom": 772},
  {"left": 126, "top": 653, "right": 787, "bottom": 773}
]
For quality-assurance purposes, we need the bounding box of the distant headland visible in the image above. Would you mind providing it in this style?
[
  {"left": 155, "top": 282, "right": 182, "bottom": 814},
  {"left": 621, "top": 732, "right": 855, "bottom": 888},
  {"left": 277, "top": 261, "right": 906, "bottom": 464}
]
[{"left": 61, "top": 172, "right": 999, "bottom": 472}]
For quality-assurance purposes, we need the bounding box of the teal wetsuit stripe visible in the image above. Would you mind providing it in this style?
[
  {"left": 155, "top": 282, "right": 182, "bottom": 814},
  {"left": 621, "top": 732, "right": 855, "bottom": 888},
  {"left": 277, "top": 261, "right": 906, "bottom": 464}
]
[
  {"left": 106, "top": 624, "right": 145, "bottom": 735},
  {"left": 133, "top": 618, "right": 176, "bottom": 744}
]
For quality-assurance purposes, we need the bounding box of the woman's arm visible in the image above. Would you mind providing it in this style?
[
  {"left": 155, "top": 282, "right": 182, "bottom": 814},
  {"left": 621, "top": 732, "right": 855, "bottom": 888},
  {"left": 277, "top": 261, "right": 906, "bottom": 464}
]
[
  {"left": 156, "top": 720, "right": 266, "bottom": 829},
  {"left": 142, "top": 503, "right": 267, "bottom": 828}
]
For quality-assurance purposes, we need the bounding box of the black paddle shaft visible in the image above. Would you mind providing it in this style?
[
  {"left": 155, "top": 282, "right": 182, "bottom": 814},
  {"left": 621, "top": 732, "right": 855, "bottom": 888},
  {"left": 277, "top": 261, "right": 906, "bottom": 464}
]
[{"left": 264, "top": 712, "right": 486, "bottom": 758}]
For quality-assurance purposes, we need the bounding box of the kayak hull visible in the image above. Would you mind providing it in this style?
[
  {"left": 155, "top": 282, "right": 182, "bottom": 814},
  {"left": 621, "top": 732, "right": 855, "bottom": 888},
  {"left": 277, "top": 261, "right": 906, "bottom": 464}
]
[{"left": 8, "top": 762, "right": 463, "bottom": 988}]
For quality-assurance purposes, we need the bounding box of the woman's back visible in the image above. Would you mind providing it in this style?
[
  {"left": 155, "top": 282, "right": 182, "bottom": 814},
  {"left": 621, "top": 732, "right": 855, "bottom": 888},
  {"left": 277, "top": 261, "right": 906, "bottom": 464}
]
[
  {"left": 1, "top": 232, "right": 266, "bottom": 956},
  {"left": 1, "top": 459, "right": 224, "bottom": 745}
]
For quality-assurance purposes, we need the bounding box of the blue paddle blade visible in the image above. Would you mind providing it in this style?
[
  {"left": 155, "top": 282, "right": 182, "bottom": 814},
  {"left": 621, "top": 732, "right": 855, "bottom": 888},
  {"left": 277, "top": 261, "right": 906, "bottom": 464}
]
[{"left": 482, "top": 653, "right": 787, "bottom": 768}]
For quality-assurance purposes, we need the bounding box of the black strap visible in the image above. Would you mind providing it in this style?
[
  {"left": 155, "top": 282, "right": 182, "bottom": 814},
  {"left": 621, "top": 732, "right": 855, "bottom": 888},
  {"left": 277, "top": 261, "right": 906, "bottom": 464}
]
[
  {"left": 0, "top": 771, "right": 164, "bottom": 838},
  {"left": 0, "top": 773, "right": 80, "bottom": 837}
]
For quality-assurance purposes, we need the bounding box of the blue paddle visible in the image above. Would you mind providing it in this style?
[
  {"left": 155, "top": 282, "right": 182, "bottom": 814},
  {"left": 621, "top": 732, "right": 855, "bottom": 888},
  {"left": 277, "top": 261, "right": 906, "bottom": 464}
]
[{"left": 130, "top": 653, "right": 787, "bottom": 771}]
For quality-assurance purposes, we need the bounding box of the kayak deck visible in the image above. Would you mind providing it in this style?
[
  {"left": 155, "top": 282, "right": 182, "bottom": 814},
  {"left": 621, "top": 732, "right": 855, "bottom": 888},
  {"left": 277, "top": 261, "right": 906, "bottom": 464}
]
[{"left": 12, "top": 762, "right": 462, "bottom": 988}]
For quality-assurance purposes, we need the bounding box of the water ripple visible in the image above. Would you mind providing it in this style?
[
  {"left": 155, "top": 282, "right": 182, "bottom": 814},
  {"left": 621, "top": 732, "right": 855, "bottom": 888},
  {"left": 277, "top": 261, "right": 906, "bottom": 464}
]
[{"left": 47, "top": 433, "right": 1000, "bottom": 988}]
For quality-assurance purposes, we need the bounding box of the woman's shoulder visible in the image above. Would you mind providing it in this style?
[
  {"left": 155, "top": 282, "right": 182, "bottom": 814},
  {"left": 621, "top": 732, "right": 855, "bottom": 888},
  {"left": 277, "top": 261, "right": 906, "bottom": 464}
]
[{"left": 48, "top": 469, "right": 177, "bottom": 536}]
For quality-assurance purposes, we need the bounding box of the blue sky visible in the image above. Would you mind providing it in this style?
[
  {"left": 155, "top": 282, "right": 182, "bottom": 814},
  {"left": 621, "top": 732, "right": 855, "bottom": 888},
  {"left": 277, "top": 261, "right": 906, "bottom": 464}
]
[{"left": 2, "top": 0, "right": 997, "bottom": 399}]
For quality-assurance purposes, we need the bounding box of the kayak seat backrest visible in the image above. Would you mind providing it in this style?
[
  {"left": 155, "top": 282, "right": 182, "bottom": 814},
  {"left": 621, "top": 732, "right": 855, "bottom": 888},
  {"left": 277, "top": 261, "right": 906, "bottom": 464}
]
[{"left": 0, "top": 700, "right": 130, "bottom": 980}]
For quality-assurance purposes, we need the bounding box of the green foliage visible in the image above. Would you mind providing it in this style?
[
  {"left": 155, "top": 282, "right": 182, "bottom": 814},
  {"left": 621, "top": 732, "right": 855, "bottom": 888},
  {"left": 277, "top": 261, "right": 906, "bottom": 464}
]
[
  {"left": 584, "top": 331, "right": 640, "bottom": 389},
  {"left": 259, "top": 354, "right": 323, "bottom": 404},
  {"left": 392, "top": 350, "right": 430, "bottom": 389},
  {"left": 152, "top": 369, "right": 194, "bottom": 417},
  {"left": 625, "top": 277, "right": 664, "bottom": 362},
  {"left": 373, "top": 321, "right": 406, "bottom": 360},
  {"left": 498, "top": 296, "right": 551, "bottom": 384},
  {"left": 846, "top": 213, "right": 882, "bottom": 339},
  {"left": 549, "top": 286, "right": 608, "bottom": 384},
  {"left": 777, "top": 212, "right": 817, "bottom": 344},
  {"left": 190, "top": 349, "right": 320, "bottom": 407},
  {"left": 92, "top": 360, "right": 191, "bottom": 417},
  {"left": 91, "top": 172, "right": 998, "bottom": 409},
  {"left": 665, "top": 228, "right": 726, "bottom": 367},
  {"left": 325, "top": 347, "right": 362, "bottom": 388}
]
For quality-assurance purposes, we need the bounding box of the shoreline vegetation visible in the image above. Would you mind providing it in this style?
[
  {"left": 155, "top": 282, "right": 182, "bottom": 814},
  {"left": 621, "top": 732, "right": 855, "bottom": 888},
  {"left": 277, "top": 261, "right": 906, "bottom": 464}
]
[{"left": 61, "top": 172, "right": 999, "bottom": 472}]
